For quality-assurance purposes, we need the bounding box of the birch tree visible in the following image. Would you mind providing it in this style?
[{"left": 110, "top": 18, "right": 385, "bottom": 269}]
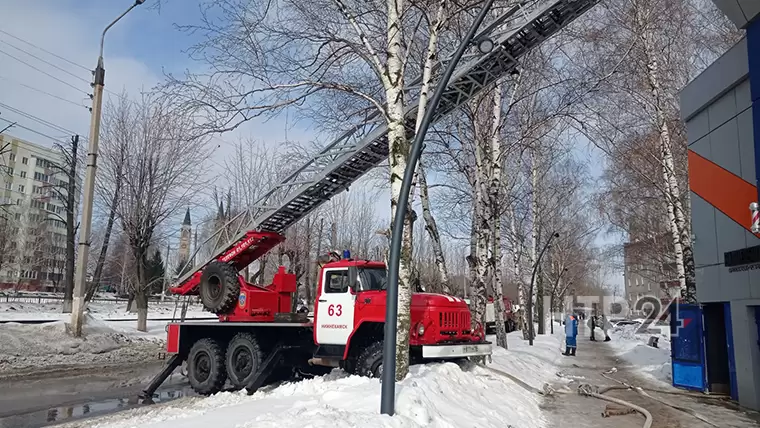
[
  {"left": 160, "top": 0, "right": 478, "bottom": 379},
  {"left": 565, "top": 0, "right": 741, "bottom": 302}
]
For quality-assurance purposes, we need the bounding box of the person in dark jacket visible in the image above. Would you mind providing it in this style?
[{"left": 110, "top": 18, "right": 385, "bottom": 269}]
[{"left": 589, "top": 315, "right": 597, "bottom": 341}]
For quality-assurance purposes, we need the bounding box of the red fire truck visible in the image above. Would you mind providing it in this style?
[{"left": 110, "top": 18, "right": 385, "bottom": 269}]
[{"left": 140, "top": 233, "right": 490, "bottom": 398}]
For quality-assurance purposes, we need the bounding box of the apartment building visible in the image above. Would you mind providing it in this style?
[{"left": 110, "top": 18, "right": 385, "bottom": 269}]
[
  {"left": 0, "top": 133, "right": 79, "bottom": 291},
  {"left": 623, "top": 237, "right": 680, "bottom": 313}
]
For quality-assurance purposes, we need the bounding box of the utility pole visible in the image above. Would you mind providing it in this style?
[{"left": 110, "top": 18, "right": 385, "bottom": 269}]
[
  {"left": 62, "top": 135, "right": 79, "bottom": 313},
  {"left": 71, "top": 0, "right": 145, "bottom": 336}
]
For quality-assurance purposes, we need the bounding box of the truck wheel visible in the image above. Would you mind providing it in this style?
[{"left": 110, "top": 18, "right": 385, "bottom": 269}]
[
  {"left": 187, "top": 338, "right": 227, "bottom": 395},
  {"left": 200, "top": 261, "right": 240, "bottom": 314},
  {"left": 225, "top": 332, "right": 263, "bottom": 390},
  {"left": 356, "top": 341, "right": 383, "bottom": 378}
]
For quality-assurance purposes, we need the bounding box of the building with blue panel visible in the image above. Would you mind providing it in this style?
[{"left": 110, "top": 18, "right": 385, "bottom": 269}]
[{"left": 681, "top": 0, "right": 760, "bottom": 411}]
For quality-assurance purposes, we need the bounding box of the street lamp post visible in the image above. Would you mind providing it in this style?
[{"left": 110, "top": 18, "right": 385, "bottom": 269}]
[
  {"left": 380, "top": 0, "right": 496, "bottom": 416},
  {"left": 71, "top": 0, "right": 146, "bottom": 336}
]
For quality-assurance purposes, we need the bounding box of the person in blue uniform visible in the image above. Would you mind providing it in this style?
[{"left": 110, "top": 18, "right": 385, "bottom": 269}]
[{"left": 563, "top": 314, "right": 578, "bottom": 356}]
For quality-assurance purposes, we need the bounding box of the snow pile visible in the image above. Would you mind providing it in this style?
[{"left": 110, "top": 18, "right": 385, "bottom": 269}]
[
  {"left": 0, "top": 299, "right": 211, "bottom": 321},
  {"left": 488, "top": 330, "right": 567, "bottom": 391},
  {"left": 72, "top": 362, "right": 544, "bottom": 428},
  {"left": 609, "top": 323, "right": 671, "bottom": 383},
  {"left": 0, "top": 314, "right": 163, "bottom": 374}
]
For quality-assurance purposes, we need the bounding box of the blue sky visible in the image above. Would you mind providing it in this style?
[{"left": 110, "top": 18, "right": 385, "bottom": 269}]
[{"left": 0, "top": 0, "right": 623, "bottom": 289}]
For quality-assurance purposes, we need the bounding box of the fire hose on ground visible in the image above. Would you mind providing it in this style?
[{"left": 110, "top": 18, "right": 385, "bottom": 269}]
[
  {"left": 477, "top": 364, "right": 651, "bottom": 428},
  {"left": 476, "top": 362, "right": 725, "bottom": 428}
]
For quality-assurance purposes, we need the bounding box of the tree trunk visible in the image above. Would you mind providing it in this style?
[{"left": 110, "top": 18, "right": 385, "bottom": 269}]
[
  {"left": 529, "top": 143, "right": 540, "bottom": 343},
  {"left": 135, "top": 289, "right": 148, "bottom": 332},
  {"left": 135, "top": 249, "right": 149, "bottom": 332},
  {"left": 302, "top": 218, "right": 312, "bottom": 303},
  {"left": 508, "top": 205, "right": 529, "bottom": 340},
  {"left": 537, "top": 261, "right": 544, "bottom": 335},
  {"left": 488, "top": 83, "right": 508, "bottom": 349},
  {"left": 635, "top": 3, "right": 695, "bottom": 302},
  {"left": 383, "top": 0, "right": 413, "bottom": 380},
  {"left": 417, "top": 164, "right": 451, "bottom": 293},
  {"left": 62, "top": 137, "right": 78, "bottom": 313},
  {"left": 467, "top": 205, "right": 478, "bottom": 306},
  {"left": 86, "top": 175, "right": 121, "bottom": 303}
]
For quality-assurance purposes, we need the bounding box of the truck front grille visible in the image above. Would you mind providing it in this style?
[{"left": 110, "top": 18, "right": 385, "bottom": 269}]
[{"left": 438, "top": 311, "right": 471, "bottom": 335}]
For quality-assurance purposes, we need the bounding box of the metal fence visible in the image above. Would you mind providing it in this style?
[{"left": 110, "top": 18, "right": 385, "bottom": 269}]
[{"left": 0, "top": 294, "right": 197, "bottom": 306}]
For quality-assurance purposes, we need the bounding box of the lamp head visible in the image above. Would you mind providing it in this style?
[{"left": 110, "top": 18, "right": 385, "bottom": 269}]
[{"left": 476, "top": 38, "right": 494, "bottom": 54}]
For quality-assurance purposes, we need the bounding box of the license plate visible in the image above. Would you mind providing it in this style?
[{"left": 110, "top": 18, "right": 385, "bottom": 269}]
[{"left": 462, "top": 345, "right": 478, "bottom": 353}]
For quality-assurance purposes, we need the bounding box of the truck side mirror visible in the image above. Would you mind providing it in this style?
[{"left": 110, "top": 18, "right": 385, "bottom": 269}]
[{"left": 348, "top": 266, "right": 358, "bottom": 292}]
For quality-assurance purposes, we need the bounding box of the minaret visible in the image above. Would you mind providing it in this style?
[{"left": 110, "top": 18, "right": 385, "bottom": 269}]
[{"left": 178, "top": 208, "right": 192, "bottom": 266}]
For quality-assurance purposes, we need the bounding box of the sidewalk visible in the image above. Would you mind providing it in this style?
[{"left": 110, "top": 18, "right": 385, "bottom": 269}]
[{"left": 540, "top": 323, "right": 760, "bottom": 428}]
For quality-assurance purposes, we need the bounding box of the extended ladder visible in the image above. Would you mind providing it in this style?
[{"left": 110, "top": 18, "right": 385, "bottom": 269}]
[{"left": 173, "top": 0, "right": 599, "bottom": 292}]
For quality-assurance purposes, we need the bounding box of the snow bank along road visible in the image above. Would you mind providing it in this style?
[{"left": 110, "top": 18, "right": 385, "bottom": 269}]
[{"left": 51, "top": 332, "right": 567, "bottom": 428}]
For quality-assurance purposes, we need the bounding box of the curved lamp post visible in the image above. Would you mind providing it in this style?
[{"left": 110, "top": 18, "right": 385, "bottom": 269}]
[
  {"left": 380, "top": 0, "right": 496, "bottom": 416},
  {"left": 71, "top": 0, "right": 146, "bottom": 336}
]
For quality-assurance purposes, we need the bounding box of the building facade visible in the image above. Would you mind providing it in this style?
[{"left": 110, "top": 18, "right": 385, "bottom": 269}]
[
  {"left": 681, "top": 1, "right": 760, "bottom": 411},
  {"left": 623, "top": 238, "right": 680, "bottom": 313},
  {"left": 0, "top": 133, "right": 79, "bottom": 291}
]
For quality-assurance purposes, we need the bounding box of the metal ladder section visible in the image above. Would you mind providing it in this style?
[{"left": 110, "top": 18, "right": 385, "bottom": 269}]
[{"left": 175, "top": 0, "right": 599, "bottom": 288}]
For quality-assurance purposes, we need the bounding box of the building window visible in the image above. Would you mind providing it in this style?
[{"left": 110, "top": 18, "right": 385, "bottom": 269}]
[
  {"left": 4, "top": 182, "right": 10, "bottom": 190},
  {"left": 21, "top": 157, "right": 28, "bottom": 165},
  {"left": 33, "top": 172, "right": 49, "bottom": 182},
  {"left": 647, "top": 283, "right": 651, "bottom": 292},
  {"left": 17, "top": 184, "right": 24, "bottom": 193},
  {"left": 20, "top": 171, "right": 26, "bottom": 178},
  {"left": 9, "top": 153, "right": 15, "bottom": 162}
]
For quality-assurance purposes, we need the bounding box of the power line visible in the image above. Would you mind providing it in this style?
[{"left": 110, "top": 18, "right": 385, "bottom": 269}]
[
  {"left": 0, "top": 39, "right": 92, "bottom": 86},
  {"left": 0, "top": 117, "right": 67, "bottom": 144},
  {"left": 0, "top": 47, "right": 90, "bottom": 96},
  {"left": 0, "top": 101, "right": 84, "bottom": 137},
  {"left": 0, "top": 29, "right": 90, "bottom": 72},
  {"left": 0, "top": 75, "right": 88, "bottom": 110}
]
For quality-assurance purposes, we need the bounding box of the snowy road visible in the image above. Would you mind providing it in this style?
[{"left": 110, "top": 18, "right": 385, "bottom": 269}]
[{"left": 540, "top": 322, "right": 760, "bottom": 428}]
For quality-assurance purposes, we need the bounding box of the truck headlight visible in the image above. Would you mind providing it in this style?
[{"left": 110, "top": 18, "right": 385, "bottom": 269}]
[{"left": 417, "top": 323, "right": 425, "bottom": 336}]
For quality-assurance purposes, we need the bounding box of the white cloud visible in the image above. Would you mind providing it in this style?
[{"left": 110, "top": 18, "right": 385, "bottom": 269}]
[
  {"left": 0, "top": 2, "right": 159, "bottom": 145},
  {"left": 0, "top": 1, "right": 394, "bottom": 254}
]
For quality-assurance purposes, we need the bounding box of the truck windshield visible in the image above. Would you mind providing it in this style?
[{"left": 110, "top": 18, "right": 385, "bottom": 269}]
[{"left": 357, "top": 268, "right": 387, "bottom": 292}]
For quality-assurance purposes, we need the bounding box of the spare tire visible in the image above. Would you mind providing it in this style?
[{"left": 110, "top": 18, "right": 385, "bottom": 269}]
[{"left": 200, "top": 261, "right": 240, "bottom": 314}]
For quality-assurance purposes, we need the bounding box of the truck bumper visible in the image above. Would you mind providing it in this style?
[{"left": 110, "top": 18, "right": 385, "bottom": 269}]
[{"left": 421, "top": 342, "right": 492, "bottom": 359}]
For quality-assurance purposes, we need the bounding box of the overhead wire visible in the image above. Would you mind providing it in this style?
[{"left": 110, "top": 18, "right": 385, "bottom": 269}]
[
  {"left": 0, "top": 75, "right": 88, "bottom": 110},
  {"left": 0, "top": 39, "right": 92, "bottom": 86},
  {"left": 0, "top": 101, "right": 84, "bottom": 137},
  {"left": 0, "top": 47, "right": 90, "bottom": 96},
  {"left": 0, "top": 117, "right": 67, "bottom": 145},
  {"left": 0, "top": 29, "right": 90, "bottom": 72}
]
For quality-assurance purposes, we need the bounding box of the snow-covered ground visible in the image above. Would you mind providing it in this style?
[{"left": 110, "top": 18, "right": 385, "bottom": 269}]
[
  {"left": 57, "top": 331, "right": 567, "bottom": 428},
  {"left": 0, "top": 297, "right": 215, "bottom": 373},
  {"left": 0, "top": 314, "right": 168, "bottom": 374},
  {"left": 608, "top": 322, "right": 672, "bottom": 384},
  {"left": 0, "top": 298, "right": 211, "bottom": 322}
]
